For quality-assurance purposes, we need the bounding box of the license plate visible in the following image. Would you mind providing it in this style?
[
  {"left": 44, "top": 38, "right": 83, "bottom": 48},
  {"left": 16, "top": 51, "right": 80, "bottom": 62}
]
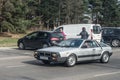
[{"left": 40, "top": 56, "right": 48, "bottom": 60}]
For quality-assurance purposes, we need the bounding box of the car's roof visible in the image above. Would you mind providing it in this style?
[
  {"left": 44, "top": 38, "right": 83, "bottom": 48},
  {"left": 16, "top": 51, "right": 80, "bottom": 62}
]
[
  {"left": 33, "top": 30, "right": 55, "bottom": 34},
  {"left": 33, "top": 30, "right": 63, "bottom": 34},
  {"left": 102, "top": 27, "right": 120, "bottom": 30},
  {"left": 34, "top": 30, "right": 53, "bottom": 33}
]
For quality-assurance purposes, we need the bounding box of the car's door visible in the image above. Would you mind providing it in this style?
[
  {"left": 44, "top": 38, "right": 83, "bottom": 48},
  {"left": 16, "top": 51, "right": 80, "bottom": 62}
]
[
  {"left": 24, "top": 32, "right": 39, "bottom": 48},
  {"left": 35, "top": 32, "right": 49, "bottom": 48},
  {"left": 90, "top": 41, "right": 102, "bottom": 60},
  {"left": 102, "top": 28, "right": 114, "bottom": 43},
  {"left": 77, "top": 41, "right": 95, "bottom": 61}
]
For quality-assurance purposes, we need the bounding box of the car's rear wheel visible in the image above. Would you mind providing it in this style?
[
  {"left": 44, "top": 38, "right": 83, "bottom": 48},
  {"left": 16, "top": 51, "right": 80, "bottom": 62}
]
[
  {"left": 42, "top": 60, "right": 50, "bottom": 64},
  {"left": 65, "top": 54, "right": 76, "bottom": 67},
  {"left": 100, "top": 52, "right": 110, "bottom": 63},
  {"left": 111, "top": 39, "right": 120, "bottom": 47},
  {"left": 18, "top": 42, "right": 25, "bottom": 50},
  {"left": 42, "top": 44, "right": 49, "bottom": 48}
]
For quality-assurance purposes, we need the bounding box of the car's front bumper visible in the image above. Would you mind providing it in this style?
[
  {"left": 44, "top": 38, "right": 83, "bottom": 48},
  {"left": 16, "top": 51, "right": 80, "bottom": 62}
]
[
  {"left": 109, "top": 52, "right": 113, "bottom": 56},
  {"left": 34, "top": 53, "right": 67, "bottom": 63}
]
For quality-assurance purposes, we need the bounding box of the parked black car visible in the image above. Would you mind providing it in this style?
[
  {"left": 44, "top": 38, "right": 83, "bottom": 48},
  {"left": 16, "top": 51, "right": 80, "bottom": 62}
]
[
  {"left": 17, "top": 31, "right": 65, "bottom": 49},
  {"left": 102, "top": 28, "right": 120, "bottom": 47}
]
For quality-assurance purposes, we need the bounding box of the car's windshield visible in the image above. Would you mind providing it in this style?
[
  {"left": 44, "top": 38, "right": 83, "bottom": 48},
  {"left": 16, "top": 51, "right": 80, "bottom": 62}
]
[
  {"left": 93, "top": 26, "right": 101, "bottom": 34},
  {"left": 99, "top": 42, "right": 109, "bottom": 47},
  {"left": 57, "top": 39, "right": 83, "bottom": 48},
  {"left": 52, "top": 32, "right": 64, "bottom": 37}
]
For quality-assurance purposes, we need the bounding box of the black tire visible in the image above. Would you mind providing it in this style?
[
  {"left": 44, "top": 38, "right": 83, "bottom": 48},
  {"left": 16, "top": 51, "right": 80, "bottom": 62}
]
[
  {"left": 42, "top": 60, "right": 50, "bottom": 64},
  {"left": 100, "top": 52, "right": 110, "bottom": 63},
  {"left": 42, "top": 43, "right": 49, "bottom": 48},
  {"left": 111, "top": 39, "right": 120, "bottom": 47},
  {"left": 65, "top": 54, "right": 76, "bottom": 67},
  {"left": 18, "top": 42, "right": 25, "bottom": 50}
]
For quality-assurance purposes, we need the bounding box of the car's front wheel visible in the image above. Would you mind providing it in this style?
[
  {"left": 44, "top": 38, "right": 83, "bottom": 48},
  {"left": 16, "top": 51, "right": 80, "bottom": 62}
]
[
  {"left": 100, "top": 52, "right": 110, "bottom": 63},
  {"left": 65, "top": 54, "right": 76, "bottom": 67},
  {"left": 18, "top": 42, "right": 25, "bottom": 50},
  {"left": 111, "top": 39, "right": 120, "bottom": 47}
]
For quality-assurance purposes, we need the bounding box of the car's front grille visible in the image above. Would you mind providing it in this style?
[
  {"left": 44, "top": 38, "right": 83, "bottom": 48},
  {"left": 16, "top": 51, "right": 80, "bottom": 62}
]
[
  {"left": 39, "top": 52, "right": 51, "bottom": 57},
  {"left": 39, "top": 52, "right": 44, "bottom": 56},
  {"left": 45, "top": 53, "right": 51, "bottom": 56}
]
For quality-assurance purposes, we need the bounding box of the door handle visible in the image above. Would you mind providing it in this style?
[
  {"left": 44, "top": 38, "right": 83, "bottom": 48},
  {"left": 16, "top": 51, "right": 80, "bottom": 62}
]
[{"left": 93, "top": 49, "right": 95, "bottom": 51}]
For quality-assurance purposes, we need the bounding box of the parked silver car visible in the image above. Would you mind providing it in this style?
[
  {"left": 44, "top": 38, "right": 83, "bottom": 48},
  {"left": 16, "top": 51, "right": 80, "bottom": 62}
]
[{"left": 34, "top": 38, "right": 113, "bottom": 67}]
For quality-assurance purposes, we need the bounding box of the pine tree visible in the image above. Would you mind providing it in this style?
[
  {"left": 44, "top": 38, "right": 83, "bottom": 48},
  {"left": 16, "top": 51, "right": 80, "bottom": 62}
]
[{"left": 101, "top": 0, "right": 120, "bottom": 26}]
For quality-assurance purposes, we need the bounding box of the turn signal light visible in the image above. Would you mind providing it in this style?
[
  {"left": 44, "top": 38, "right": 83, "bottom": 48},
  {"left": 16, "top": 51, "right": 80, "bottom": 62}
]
[{"left": 51, "top": 38, "right": 59, "bottom": 41}]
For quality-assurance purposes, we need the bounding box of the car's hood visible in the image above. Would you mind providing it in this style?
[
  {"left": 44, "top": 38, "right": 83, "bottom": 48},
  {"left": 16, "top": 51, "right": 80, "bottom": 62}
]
[{"left": 37, "top": 46, "right": 77, "bottom": 53}]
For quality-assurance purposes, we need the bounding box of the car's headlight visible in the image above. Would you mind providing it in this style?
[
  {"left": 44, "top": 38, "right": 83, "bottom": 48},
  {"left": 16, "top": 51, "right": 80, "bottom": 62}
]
[
  {"left": 51, "top": 53, "right": 57, "bottom": 57},
  {"left": 34, "top": 51, "right": 38, "bottom": 54},
  {"left": 34, "top": 51, "right": 39, "bottom": 58}
]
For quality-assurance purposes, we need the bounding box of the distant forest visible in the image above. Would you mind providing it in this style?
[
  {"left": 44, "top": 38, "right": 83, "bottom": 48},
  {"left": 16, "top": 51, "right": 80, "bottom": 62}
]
[{"left": 0, "top": 0, "right": 120, "bottom": 33}]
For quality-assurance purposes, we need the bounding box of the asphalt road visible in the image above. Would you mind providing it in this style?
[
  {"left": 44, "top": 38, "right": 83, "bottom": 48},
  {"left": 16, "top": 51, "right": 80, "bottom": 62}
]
[{"left": 0, "top": 47, "right": 120, "bottom": 80}]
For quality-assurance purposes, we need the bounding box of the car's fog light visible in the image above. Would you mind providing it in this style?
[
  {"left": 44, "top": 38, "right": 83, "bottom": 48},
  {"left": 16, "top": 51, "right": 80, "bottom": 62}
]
[
  {"left": 52, "top": 57, "right": 57, "bottom": 60},
  {"left": 34, "top": 51, "right": 38, "bottom": 57},
  {"left": 34, "top": 54, "right": 37, "bottom": 58}
]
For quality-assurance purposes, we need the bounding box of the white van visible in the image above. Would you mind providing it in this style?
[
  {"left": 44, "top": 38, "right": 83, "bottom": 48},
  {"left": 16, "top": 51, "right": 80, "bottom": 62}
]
[{"left": 54, "top": 24, "right": 102, "bottom": 42}]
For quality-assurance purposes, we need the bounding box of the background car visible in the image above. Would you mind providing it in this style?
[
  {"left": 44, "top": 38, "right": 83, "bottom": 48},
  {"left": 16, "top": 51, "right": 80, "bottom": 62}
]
[
  {"left": 34, "top": 38, "right": 113, "bottom": 67},
  {"left": 17, "top": 31, "right": 65, "bottom": 49},
  {"left": 102, "top": 27, "right": 120, "bottom": 47}
]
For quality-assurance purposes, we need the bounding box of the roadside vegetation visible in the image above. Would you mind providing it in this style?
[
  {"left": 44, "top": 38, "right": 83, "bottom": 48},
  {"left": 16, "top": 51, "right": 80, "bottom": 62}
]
[
  {"left": 0, "top": 33, "right": 26, "bottom": 47},
  {"left": 0, "top": 37, "right": 18, "bottom": 47}
]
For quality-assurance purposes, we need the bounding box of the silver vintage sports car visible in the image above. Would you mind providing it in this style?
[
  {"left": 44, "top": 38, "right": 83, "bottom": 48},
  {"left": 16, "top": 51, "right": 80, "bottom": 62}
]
[{"left": 34, "top": 38, "right": 113, "bottom": 67}]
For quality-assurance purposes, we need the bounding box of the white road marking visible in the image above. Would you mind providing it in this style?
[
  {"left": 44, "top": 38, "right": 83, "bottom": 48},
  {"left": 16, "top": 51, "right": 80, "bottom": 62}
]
[
  {"left": 94, "top": 71, "right": 120, "bottom": 77},
  {"left": 6, "top": 65, "right": 26, "bottom": 68},
  {"left": 24, "top": 52, "right": 32, "bottom": 55},
  {"left": 0, "top": 56, "right": 31, "bottom": 60}
]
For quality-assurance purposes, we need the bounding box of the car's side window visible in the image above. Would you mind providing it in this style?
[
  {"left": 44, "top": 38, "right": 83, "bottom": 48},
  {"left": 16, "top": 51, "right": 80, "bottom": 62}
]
[
  {"left": 81, "top": 41, "right": 91, "bottom": 48},
  {"left": 81, "top": 41, "right": 99, "bottom": 48},
  {"left": 107, "top": 29, "right": 114, "bottom": 35},
  {"left": 87, "top": 41, "right": 95, "bottom": 48},
  {"left": 115, "top": 29, "right": 120, "bottom": 35},
  {"left": 91, "top": 41, "right": 99, "bottom": 47},
  {"left": 103, "top": 29, "right": 114, "bottom": 35},
  {"left": 38, "top": 32, "right": 48, "bottom": 39},
  {"left": 26, "top": 32, "right": 38, "bottom": 39}
]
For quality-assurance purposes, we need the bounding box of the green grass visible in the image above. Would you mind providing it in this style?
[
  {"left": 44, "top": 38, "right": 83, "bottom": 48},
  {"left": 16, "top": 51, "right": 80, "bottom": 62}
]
[
  {"left": 0, "top": 37, "right": 18, "bottom": 47},
  {"left": 0, "top": 31, "right": 33, "bottom": 47}
]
